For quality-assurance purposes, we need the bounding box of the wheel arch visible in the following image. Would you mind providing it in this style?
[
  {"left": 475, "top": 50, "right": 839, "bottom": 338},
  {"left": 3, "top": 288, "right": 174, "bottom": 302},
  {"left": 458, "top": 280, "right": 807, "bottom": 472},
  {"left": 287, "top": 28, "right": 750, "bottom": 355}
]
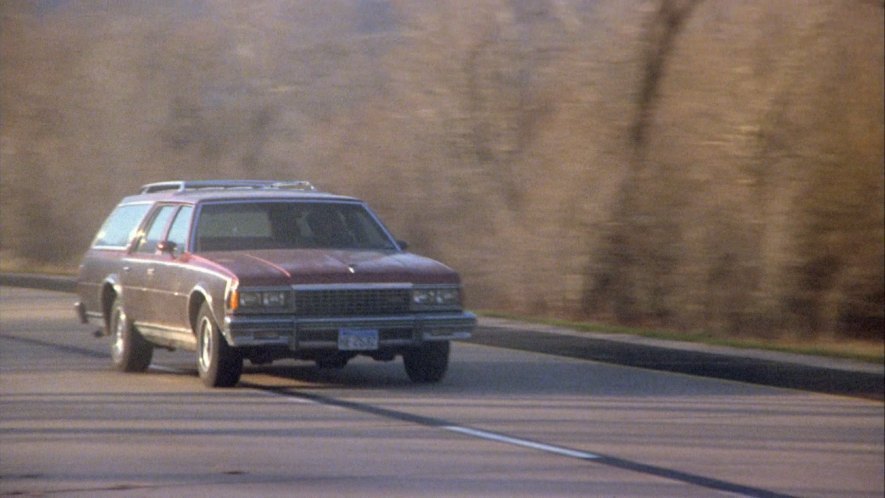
[
  {"left": 187, "top": 287, "right": 211, "bottom": 334},
  {"left": 100, "top": 276, "right": 123, "bottom": 335}
]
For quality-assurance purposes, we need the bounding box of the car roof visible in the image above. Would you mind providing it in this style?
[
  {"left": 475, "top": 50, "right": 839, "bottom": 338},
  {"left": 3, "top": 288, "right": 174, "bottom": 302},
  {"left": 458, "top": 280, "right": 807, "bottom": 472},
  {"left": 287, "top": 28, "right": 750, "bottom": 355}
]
[{"left": 118, "top": 180, "right": 361, "bottom": 205}]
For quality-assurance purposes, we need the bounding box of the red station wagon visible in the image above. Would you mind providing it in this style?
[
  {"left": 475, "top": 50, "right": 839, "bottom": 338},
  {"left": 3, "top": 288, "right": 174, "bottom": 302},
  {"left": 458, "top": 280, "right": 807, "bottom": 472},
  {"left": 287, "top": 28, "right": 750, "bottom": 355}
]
[{"left": 75, "top": 180, "right": 475, "bottom": 387}]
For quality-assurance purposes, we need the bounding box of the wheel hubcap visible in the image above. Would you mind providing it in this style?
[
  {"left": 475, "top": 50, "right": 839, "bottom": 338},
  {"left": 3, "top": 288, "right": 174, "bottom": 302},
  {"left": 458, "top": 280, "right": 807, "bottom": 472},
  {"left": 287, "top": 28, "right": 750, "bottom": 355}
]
[
  {"left": 198, "top": 317, "right": 212, "bottom": 372},
  {"left": 111, "top": 309, "right": 125, "bottom": 362}
]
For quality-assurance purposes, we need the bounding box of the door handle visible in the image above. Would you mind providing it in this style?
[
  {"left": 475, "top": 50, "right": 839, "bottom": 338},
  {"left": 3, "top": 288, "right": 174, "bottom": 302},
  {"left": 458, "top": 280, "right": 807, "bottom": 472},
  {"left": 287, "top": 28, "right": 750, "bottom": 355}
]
[
  {"left": 146, "top": 268, "right": 156, "bottom": 277},
  {"left": 123, "top": 266, "right": 131, "bottom": 272}
]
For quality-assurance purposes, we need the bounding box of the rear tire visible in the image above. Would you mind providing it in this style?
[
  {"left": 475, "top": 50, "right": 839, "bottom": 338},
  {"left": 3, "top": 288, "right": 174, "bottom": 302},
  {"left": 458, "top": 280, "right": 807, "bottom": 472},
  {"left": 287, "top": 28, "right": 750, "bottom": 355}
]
[
  {"left": 109, "top": 298, "right": 153, "bottom": 372},
  {"left": 196, "top": 303, "right": 242, "bottom": 388},
  {"left": 403, "top": 341, "right": 449, "bottom": 383}
]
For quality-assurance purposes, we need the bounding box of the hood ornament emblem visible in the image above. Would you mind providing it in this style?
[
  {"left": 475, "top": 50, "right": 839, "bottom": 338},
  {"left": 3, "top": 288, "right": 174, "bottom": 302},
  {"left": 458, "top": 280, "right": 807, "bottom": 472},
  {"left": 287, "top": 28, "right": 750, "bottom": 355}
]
[{"left": 347, "top": 264, "right": 357, "bottom": 274}]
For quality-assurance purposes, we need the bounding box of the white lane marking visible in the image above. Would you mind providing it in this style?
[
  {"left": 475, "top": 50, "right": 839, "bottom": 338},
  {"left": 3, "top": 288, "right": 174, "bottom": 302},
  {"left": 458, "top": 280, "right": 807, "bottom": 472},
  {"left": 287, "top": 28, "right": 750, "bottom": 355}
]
[{"left": 443, "top": 425, "right": 599, "bottom": 460}]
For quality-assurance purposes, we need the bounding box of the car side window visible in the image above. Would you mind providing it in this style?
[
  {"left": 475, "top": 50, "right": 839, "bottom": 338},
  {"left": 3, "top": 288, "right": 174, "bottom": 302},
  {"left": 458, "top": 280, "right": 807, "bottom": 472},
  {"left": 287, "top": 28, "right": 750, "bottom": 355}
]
[
  {"left": 165, "top": 206, "right": 193, "bottom": 252},
  {"left": 135, "top": 205, "right": 178, "bottom": 254},
  {"left": 92, "top": 203, "right": 153, "bottom": 249}
]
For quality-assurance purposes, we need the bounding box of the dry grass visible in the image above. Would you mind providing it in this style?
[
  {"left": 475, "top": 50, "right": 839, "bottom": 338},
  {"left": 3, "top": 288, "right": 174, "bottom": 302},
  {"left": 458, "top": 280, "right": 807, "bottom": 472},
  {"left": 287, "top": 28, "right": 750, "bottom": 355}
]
[
  {"left": 1, "top": 1, "right": 882, "bottom": 342},
  {"left": 0, "top": 251, "right": 77, "bottom": 276}
]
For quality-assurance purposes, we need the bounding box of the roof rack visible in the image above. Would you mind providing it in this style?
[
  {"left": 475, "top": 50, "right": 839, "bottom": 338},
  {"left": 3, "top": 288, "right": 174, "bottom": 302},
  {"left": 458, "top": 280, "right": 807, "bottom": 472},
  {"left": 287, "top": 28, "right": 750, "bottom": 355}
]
[
  {"left": 270, "top": 181, "right": 318, "bottom": 191},
  {"left": 139, "top": 180, "right": 318, "bottom": 194}
]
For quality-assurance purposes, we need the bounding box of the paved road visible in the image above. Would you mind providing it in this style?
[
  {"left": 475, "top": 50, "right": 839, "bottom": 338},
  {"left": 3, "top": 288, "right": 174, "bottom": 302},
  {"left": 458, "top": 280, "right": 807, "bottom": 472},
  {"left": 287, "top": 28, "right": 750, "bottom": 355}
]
[{"left": 1, "top": 287, "right": 883, "bottom": 497}]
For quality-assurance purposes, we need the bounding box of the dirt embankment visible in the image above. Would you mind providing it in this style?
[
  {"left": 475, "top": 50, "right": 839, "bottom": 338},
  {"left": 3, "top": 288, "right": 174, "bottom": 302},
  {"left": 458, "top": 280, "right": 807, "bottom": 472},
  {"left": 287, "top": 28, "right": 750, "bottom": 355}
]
[{"left": 1, "top": 1, "right": 882, "bottom": 339}]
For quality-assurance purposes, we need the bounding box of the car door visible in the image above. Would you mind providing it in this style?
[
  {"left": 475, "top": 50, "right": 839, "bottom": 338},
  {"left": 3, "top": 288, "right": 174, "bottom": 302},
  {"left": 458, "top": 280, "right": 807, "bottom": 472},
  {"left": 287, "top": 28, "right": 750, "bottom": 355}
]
[
  {"left": 124, "top": 204, "right": 178, "bottom": 325},
  {"left": 148, "top": 205, "right": 194, "bottom": 332}
]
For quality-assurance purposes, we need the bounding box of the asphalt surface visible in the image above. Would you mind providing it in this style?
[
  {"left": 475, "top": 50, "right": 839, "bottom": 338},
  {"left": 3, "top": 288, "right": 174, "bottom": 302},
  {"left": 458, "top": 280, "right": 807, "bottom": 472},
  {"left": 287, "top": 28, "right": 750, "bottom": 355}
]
[
  {"left": 1, "top": 272, "right": 881, "bottom": 400},
  {"left": 2, "top": 286, "right": 883, "bottom": 497}
]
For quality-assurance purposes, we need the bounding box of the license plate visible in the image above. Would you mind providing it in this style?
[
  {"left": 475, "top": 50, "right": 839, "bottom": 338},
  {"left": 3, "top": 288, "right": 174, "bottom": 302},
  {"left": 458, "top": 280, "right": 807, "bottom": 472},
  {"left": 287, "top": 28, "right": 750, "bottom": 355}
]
[{"left": 338, "top": 328, "right": 379, "bottom": 351}]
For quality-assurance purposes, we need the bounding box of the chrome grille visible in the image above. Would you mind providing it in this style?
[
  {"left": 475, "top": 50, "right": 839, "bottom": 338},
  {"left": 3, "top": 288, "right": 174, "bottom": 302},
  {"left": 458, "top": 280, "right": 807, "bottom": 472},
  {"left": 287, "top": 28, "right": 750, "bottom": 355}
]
[{"left": 295, "top": 288, "right": 411, "bottom": 316}]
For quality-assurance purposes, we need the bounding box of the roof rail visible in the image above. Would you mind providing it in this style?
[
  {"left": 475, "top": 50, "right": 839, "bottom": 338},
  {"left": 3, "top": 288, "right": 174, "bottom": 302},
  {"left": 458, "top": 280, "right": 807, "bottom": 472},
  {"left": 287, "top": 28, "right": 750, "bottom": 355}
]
[
  {"left": 138, "top": 180, "right": 318, "bottom": 194},
  {"left": 269, "top": 181, "right": 318, "bottom": 191}
]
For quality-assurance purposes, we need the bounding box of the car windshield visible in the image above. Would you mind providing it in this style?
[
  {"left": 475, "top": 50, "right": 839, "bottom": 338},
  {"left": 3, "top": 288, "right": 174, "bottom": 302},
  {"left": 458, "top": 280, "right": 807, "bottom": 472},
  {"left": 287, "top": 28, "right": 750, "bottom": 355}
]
[{"left": 194, "top": 201, "right": 398, "bottom": 252}]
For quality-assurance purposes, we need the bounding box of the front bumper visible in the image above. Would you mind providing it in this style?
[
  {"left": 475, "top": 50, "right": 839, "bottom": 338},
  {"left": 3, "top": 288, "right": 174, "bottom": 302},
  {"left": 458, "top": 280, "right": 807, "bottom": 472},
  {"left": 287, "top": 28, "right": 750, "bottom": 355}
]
[
  {"left": 223, "top": 311, "right": 476, "bottom": 349},
  {"left": 74, "top": 301, "right": 89, "bottom": 324}
]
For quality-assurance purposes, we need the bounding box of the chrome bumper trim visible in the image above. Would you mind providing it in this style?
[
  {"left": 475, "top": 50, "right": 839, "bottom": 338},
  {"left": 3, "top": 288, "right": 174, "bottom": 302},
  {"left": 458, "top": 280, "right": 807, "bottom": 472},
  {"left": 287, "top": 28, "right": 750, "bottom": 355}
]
[
  {"left": 75, "top": 302, "right": 105, "bottom": 327},
  {"left": 74, "top": 302, "right": 88, "bottom": 324},
  {"left": 224, "top": 312, "right": 476, "bottom": 348}
]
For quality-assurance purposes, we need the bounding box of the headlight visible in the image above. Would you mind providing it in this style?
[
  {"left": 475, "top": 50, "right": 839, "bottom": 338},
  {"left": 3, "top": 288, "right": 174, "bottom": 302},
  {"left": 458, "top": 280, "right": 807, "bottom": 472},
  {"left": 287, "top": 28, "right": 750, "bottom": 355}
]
[
  {"left": 260, "top": 291, "right": 288, "bottom": 307},
  {"left": 411, "top": 287, "right": 461, "bottom": 310},
  {"left": 235, "top": 290, "right": 289, "bottom": 310}
]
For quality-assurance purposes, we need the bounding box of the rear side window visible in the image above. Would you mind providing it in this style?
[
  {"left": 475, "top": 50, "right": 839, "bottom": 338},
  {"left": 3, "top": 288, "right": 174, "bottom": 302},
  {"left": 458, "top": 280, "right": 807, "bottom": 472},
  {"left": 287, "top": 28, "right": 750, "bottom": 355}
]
[{"left": 92, "top": 203, "right": 152, "bottom": 249}]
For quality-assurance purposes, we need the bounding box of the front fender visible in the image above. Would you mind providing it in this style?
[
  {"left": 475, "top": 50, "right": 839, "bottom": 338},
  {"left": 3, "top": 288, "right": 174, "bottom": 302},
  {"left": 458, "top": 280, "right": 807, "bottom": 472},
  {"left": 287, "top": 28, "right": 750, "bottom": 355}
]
[{"left": 188, "top": 280, "right": 235, "bottom": 345}]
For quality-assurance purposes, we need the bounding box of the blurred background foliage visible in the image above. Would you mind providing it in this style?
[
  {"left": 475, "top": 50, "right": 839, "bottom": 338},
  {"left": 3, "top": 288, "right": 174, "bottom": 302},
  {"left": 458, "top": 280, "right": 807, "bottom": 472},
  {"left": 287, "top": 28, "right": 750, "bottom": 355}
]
[{"left": 1, "top": 0, "right": 882, "bottom": 341}]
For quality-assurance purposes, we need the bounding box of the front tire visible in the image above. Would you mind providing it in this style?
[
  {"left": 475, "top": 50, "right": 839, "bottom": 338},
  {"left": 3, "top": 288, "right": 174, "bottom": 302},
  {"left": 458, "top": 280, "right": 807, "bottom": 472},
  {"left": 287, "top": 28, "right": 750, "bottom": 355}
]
[
  {"left": 109, "top": 298, "right": 153, "bottom": 372},
  {"left": 196, "top": 303, "right": 242, "bottom": 388},
  {"left": 403, "top": 341, "right": 449, "bottom": 383}
]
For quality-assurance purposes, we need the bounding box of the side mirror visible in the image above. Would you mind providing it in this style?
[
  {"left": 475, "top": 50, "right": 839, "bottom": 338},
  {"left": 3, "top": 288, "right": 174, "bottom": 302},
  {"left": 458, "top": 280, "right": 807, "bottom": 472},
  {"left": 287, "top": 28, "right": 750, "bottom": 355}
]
[
  {"left": 157, "top": 240, "right": 178, "bottom": 255},
  {"left": 396, "top": 240, "right": 409, "bottom": 251}
]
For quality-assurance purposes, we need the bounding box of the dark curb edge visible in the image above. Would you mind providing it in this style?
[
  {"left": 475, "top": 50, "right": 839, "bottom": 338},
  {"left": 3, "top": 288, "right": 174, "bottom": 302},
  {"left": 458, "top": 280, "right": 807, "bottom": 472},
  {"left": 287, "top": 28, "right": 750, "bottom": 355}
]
[
  {"left": 470, "top": 327, "right": 883, "bottom": 401},
  {"left": 0, "top": 273, "right": 76, "bottom": 293}
]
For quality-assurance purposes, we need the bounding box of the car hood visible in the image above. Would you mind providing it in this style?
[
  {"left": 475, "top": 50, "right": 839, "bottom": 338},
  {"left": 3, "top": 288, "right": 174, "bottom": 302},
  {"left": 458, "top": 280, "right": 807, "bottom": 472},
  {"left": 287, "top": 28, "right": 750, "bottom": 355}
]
[{"left": 197, "top": 249, "right": 461, "bottom": 287}]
